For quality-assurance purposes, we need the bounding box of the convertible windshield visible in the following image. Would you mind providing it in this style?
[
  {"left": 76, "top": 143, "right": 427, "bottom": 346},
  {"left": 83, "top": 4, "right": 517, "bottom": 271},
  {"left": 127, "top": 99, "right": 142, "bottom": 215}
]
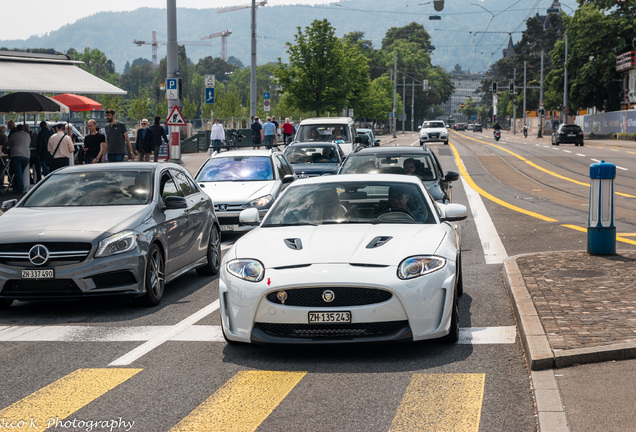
[
  {"left": 339, "top": 154, "right": 439, "bottom": 181},
  {"left": 262, "top": 181, "right": 435, "bottom": 226},
  {"left": 22, "top": 171, "right": 152, "bottom": 207},
  {"left": 196, "top": 156, "right": 274, "bottom": 181}
]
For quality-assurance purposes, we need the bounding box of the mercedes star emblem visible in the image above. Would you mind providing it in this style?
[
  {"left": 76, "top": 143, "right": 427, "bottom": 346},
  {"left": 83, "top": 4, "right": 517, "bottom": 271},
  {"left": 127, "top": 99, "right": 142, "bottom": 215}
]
[{"left": 28, "top": 244, "right": 50, "bottom": 266}]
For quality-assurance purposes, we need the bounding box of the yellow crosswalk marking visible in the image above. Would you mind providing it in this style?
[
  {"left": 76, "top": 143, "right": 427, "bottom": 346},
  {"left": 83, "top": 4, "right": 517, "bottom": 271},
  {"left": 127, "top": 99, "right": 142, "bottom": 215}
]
[
  {"left": 389, "top": 373, "right": 485, "bottom": 432},
  {"left": 0, "top": 368, "right": 141, "bottom": 432},
  {"left": 170, "top": 370, "right": 306, "bottom": 432}
]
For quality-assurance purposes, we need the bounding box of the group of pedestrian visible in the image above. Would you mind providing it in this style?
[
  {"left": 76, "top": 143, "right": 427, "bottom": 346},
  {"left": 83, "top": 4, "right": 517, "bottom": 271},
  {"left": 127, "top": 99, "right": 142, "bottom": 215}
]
[
  {"left": 249, "top": 115, "right": 296, "bottom": 150},
  {"left": 1, "top": 109, "right": 170, "bottom": 195}
]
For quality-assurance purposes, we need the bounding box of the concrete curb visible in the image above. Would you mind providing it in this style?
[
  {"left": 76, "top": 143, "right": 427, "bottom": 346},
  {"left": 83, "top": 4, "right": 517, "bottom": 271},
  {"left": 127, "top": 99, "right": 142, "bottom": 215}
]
[{"left": 504, "top": 252, "right": 636, "bottom": 372}]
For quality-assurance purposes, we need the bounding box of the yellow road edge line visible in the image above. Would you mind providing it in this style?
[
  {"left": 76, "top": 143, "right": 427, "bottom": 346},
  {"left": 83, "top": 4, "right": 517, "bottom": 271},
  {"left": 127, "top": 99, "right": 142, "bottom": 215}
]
[
  {"left": 456, "top": 133, "right": 636, "bottom": 198},
  {"left": 449, "top": 143, "right": 636, "bottom": 245},
  {"left": 449, "top": 143, "right": 557, "bottom": 222},
  {"left": 0, "top": 368, "right": 142, "bottom": 432},
  {"left": 170, "top": 370, "right": 306, "bottom": 432},
  {"left": 389, "top": 373, "right": 486, "bottom": 432}
]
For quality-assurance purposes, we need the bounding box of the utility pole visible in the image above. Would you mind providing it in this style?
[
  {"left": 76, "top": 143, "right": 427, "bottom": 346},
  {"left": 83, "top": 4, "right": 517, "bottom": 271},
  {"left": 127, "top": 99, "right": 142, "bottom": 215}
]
[
  {"left": 411, "top": 80, "right": 415, "bottom": 132},
  {"left": 563, "top": 31, "right": 568, "bottom": 124},
  {"left": 523, "top": 61, "right": 527, "bottom": 128},
  {"left": 402, "top": 74, "right": 406, "bottom": 134},
  {"left": 513, "top": 67, "right": 516, "bottom": 134},
  {"left": 538, "top": 49, "right": 544, "bottom": 138},
  {"left": 166, "top": 0, "right": 181, "bottom": 163},
  {"left": 392, "top": 52, "right": 397, "bottom": 138},
  {"left": 250, "top": 0, "right": 257, "bottom": 118}
]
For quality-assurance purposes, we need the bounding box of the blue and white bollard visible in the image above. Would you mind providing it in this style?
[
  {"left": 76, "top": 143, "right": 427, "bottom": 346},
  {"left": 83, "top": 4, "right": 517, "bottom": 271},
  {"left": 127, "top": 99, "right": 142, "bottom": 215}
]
[{"left": 588, "top": 160, "right": 616, "bottom": 255}]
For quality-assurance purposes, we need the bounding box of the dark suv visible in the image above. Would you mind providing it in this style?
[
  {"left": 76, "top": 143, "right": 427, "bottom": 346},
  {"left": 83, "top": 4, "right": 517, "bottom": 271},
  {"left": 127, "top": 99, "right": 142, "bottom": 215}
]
[
  {"left": 338, "top": 146, "right": 459, "bottom": 203},
  {"left": 552, "top": 124, "right": 584, "bottom": 146}
]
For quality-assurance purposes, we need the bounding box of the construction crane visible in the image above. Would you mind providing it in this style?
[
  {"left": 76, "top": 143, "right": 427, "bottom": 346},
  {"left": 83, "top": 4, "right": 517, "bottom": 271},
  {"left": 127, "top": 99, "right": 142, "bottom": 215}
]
[
  {"left": 133, "top": 31, "right": 214, "bottom": 70},
  {"left": 217, "top": 0, "right": 267, "bottom": 13},
  {"left": 201, "top": 30, "right": 232, "bottom": 62}
]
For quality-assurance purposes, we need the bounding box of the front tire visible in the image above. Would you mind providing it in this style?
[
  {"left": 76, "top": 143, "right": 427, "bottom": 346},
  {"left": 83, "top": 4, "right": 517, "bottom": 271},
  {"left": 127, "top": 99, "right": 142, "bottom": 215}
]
[
  {"left": 196, "top": 225, "right": 221, "bottom": 276},
  {"left": 139, "top": 244, "right": 165, "bottom": 307},
  {"left": 440, "top": 290, "right": 459, "bottom": 343}
]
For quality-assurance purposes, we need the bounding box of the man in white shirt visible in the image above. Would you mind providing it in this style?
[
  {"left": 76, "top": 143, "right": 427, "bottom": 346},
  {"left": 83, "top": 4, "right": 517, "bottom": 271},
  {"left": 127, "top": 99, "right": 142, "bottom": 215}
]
[
  {"left": 210, "top": 118, "right": 225, "bottom": 153},
  {"left": 47, "top": 123, "right": 75, "bottom": 171}
]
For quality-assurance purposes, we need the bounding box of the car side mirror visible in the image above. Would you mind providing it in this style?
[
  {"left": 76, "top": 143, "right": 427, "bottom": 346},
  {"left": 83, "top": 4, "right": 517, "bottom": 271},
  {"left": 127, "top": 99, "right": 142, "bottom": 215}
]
[
  {"left": 355, "top": 136, "right": 365, "bottom": 144},
  {"left": 418, "top": 126, "right": 422, "bottom": 130},
  {"left": 439, "top": 203, "right": 468, "bottom": 222},
  {"left": 282, "top": 174, "right": 295, "bottom": 184},
  {"left": 1, "top": 199, "right": 18, "bottom": 212},
  {"left": 444, "top": 171, "right": 460, "bottom": 182},
  {"left": 164, "top": 195, "right": 188, "bottom": 209},
  {"left": 239, "top": 208, "right": 260, "bottom": 225}
]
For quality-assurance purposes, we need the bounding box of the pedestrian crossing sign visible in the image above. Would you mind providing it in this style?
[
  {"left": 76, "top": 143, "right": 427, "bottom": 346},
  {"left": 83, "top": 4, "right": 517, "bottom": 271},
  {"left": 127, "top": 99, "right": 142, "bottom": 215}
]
[{"left": 165, "top": 106, "right": 187, "bottom": 126}]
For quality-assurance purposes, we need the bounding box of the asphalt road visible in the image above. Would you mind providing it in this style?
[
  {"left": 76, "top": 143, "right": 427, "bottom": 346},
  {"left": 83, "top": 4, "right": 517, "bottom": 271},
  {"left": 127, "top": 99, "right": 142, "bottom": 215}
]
[{"left": 3, "top": 131, "right": 634, "bottom": 431}]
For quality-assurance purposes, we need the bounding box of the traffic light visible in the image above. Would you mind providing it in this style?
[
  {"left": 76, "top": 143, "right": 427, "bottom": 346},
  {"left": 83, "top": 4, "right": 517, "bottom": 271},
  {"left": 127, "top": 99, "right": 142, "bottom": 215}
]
[
  {"left": 492, "top": 82, "right": 498, "bottom": 93},
  {"left": 467, "top": 103, "right": 470, "bottom": 108},
  {"left": 494, "top": 115, "right": 497, "bottom": 121},
  {"left": 461, "top": 103, "right": 464, "bottom": 108},
  {"left": 509, "top": 82, "right": 515, "bottom": 94}
]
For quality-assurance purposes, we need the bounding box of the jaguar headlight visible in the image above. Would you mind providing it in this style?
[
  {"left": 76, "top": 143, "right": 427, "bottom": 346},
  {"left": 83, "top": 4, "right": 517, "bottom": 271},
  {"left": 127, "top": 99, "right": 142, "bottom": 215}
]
[
  {"left": 95, "top": 230, "right": 139, "bottom": 258},
  {"left": 249, "top": 194, "right": 273, "bottom": 209},
  {"left": 227, "top": 259, "right": 265, "bottom": 282},
  {"left": 398, "top": 256, "right": 446, "bottom": 280}
]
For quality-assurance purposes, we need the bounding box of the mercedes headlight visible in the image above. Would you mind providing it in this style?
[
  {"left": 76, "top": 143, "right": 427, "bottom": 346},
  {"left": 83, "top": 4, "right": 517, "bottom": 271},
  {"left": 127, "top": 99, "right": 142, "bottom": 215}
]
[
  {"left": 249, "top": 194, "right": 273, "bottom": 209},
  {"left": 95, "top": 230, "right": 139, "bottom": 258},
  {"left": 227, "top": 259, "right": 265, "bottom": 282},
  {"left": 398, "top": 256, "right": 446, "bottom": 280}
]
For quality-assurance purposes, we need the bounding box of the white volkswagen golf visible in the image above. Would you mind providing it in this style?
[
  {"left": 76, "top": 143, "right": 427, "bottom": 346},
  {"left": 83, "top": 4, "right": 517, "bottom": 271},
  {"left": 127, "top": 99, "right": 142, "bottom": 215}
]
[{"left": 218, "top": 174, "right": 468, "bottom": 345}]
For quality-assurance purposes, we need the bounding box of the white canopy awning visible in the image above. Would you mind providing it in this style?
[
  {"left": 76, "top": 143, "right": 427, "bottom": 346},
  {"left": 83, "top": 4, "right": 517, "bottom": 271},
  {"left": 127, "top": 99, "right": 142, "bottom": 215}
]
[{"left": 0, "top": 52, "right": 126, "bottom": 95}]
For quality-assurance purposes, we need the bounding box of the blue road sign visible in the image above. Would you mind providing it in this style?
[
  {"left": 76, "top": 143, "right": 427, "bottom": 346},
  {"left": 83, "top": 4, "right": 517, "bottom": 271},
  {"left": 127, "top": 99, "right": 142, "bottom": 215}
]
[
  {"left": 167, "top": 78, "right": 177, "bottom": 90},
  {"left": 263, "top": 92, "right": 270, "bottom": 100},
  {"left": 206, "top": 88, "right": 215, "bottom": 104}
]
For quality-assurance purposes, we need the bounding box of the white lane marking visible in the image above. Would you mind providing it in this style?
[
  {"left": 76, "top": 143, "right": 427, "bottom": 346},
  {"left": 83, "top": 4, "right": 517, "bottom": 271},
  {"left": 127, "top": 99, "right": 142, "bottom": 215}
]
[
  {"left": 617, "top": 166, "right": 628, "bottom": 171},
  {"left": 458, "top": 326, "right": 516, "bottom": 344},
  {"left": 0, "top": 325, "right": 516, "bottom": 344},
  {"left": 108, "top": 300, "right": 220, "bottom": 366},
  {"left": 459, "top": 176, "right": 508, "bottom": 264},
  {"left": 591, "top": 158, "right": 602, "bottom": 163},
  {"left": 576, "top": 153, "right": 586, "bottom": 157},
  {"left": 562, "top": 150, "right": 572, "bottom": 154}
]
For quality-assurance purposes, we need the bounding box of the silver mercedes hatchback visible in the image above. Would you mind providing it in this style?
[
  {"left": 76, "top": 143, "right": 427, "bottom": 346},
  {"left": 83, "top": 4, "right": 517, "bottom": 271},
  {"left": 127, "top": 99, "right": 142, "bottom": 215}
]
[{"left": 0, "top": 162, "right": 221, "bottom": 308}]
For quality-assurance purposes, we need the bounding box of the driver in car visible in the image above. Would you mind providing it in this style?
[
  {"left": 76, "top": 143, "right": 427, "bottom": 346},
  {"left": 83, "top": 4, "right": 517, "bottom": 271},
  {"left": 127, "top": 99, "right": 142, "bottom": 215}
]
[{"left": 379, "top": 185, "right": 428, "bottom": 222}]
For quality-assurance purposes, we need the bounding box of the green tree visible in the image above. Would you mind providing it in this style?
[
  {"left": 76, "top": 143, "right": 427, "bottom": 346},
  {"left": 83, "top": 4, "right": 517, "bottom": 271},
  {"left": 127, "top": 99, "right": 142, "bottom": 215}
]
[
  {"left": 67, "top": 47, "right": 117, "bottom": 82},
  {"left": 458, "top": 96, "right": 478, "bottom": 120},
  {"left": 126, "top": 89, "right": 150, "bottom": 122},
  {"left": 275, "top": 19, "right": 350, "bottom": 116},
  {"left": 546, "top": 3, "right": 634, "bottom": 112},
  {"left": 182, "top": 95, "right": 199, "bottom": 122}
]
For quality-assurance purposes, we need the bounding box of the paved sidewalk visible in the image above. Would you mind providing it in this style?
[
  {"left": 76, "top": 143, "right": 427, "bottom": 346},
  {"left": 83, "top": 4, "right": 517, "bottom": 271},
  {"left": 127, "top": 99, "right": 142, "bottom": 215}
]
[{"left": 504, "top": 251, "right": 636, "bottom": 431}]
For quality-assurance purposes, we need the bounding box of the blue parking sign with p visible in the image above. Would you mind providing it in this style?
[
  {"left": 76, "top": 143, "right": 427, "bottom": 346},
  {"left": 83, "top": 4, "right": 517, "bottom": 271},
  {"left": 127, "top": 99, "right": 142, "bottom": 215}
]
[
  {"left": 206, "top": 88, "right": 215, "bottom": 104},
  {"left": 167, "top": 78, "right": 177, "bottom": 90}
]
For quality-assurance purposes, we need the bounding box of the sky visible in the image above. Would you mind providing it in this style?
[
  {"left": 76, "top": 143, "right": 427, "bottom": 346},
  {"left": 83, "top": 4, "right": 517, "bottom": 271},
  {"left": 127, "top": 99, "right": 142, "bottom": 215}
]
[{"left": 2, "top": 0, "right": 335, "bottom": 40}]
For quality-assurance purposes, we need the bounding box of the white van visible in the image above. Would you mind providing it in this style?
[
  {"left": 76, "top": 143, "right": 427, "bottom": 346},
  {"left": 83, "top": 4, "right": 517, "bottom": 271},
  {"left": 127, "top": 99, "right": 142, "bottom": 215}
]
[{"left": 293, "top": 117, "right": 363, "bottom": 155}]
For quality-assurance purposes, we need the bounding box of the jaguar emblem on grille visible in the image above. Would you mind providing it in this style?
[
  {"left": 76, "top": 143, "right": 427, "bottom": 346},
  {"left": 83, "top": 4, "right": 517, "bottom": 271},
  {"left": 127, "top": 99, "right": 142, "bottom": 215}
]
[
  {"left": 29, "top": 244, "right": 50, "bottom": 266},
  {"left": 322, "top": 290, "right": 335, "bottom": 303}
]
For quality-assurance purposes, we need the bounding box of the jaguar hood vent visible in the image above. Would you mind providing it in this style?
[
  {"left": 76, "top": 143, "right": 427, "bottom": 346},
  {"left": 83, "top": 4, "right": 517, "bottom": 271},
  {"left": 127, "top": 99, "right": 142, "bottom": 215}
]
[
  {"left": 284, "top": 238, "right": 303, "bottom": 250},
  {"left": 366, "top": 236, "right": 393, "bottom": 249}
]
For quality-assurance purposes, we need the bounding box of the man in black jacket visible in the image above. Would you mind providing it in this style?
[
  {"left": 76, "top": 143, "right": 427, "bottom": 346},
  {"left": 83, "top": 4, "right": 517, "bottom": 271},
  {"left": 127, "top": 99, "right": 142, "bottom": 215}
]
[
  {"left": 37, "top": 121, "right": 52, "bottom": 176},
  {"left": 148, "top": 116, "right": 169, "bottom": 162}
]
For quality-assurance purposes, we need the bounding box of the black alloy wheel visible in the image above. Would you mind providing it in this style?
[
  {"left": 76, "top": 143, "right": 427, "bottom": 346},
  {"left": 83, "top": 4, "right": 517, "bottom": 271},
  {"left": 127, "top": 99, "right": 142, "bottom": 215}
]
[
  {"left": 139, "top": 243, "right": 165, "bottom": 307},
  {"left": 197, "top": 226, "right": 222, "bottom": 276}
]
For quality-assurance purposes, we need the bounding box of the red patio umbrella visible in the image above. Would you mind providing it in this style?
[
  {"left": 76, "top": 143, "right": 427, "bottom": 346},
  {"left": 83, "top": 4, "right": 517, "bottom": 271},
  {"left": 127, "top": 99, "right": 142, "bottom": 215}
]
[{"left": 50, "top": 93, "right": 102, "bottom": 111}]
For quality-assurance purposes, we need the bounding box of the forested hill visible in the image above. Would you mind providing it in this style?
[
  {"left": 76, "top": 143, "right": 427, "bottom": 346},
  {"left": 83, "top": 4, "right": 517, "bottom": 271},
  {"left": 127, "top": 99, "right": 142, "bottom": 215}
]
[{"left": 0, "top": 0, "right": 578, "bottom": 73}]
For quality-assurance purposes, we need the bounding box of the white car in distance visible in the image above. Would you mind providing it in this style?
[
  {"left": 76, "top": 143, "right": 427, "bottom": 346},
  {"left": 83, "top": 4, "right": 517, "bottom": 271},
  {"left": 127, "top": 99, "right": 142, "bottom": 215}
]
[{"left": 419, "top": 120, "right": 449, "bottom": 145}]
